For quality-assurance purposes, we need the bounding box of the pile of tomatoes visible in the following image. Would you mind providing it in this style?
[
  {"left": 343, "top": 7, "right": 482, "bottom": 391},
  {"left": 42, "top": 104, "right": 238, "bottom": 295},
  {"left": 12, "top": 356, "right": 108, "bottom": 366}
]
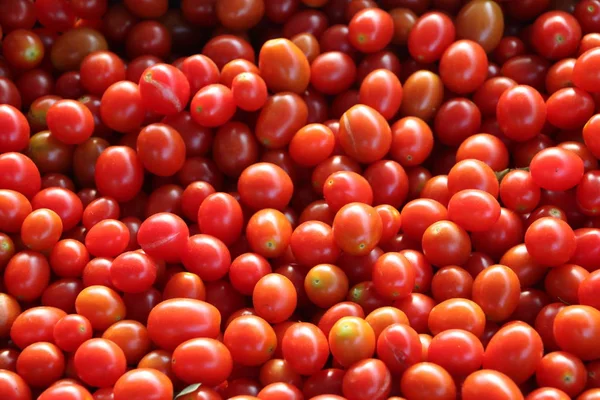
[{"left": 3, "top": 0, "right": 600, "bottom": 399}]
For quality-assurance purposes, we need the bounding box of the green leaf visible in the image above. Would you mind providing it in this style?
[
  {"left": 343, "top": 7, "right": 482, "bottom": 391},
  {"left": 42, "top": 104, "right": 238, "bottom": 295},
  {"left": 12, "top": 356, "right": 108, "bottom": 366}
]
[{"left": 174, "top": 383, "right": 201, "bottom": 399}]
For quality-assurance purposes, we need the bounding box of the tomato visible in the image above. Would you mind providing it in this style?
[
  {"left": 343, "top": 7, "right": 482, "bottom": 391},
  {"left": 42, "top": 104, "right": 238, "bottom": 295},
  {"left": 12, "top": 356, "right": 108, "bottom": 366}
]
[
  {"left": 554, "top": 305, "right": 600, "bottom": 361},
  {"left": 447, "top": 159, "right": 499, "bottom": 198},
  {"left": 529, "top": 147, "right": 585, "bottom": 192},
  {"left": 39, "top": 384, "right": 94, "bottom": 400},
  {"left": 461, "top": 370, "right": 524, "bottom": 400},
  {"left": 4, "top": 250, "right": 51, "bottom": 302},
  {"left": 496, "top": 85, "right": 547, "bottom": 142},
  {"left": 472, "top": 264, "right": 521, "bottom": 322},
  {"left": 136, "top": 123, "right": 186, "bottom": 177},
  {"left": 246, "top": 209, "right": 293, "bottom": 259},
  {"left": 147, "top": 298, "right": 220, "bottom": 351},
  {"left": 376, "top": 323, "right": 421, "bottom": 375},
  {"left": 138, "top": 212, "right": 189, "bottom": 263},
  {"left": 85, "top": 219, "right": 130, "bottom": 258},
  {"left": 400, "top": 70, "right": 444, "bottom": 121},
  {"left": 253, "top": 274, "right": 297, "bottom": 323},
  {"left": 282, "top": 322, "right": 329, "bottom": 375},
  {"left": 328, "top": 316, "right": 375, "bottom": 367},
  {"left": 455, "top": 0, "right": 504, "bottom": 53},
  {"left": 190, "top": 83, "right": 236, "bottom": 128},
  {"left": 95, "top": 146, "right": 144, "bottom": 202},
  {"left": 173, "top": 338, "right": 232, "bottom": 386},
  {"left": 531, "top": 11, "right": 582, "bottom": 60},
  {"left": 348, "top": 8, "right": 393, "bottom": 53},
  {"left": 113, "top": 368, "right": 172, "bottom": 400},
  {"left": 75, "top": 285, "right": 126, "bottom": 331},
  {"left": 408, "top": 11, "right": 455, "bottom": 63},
  {"left": 332, "top": 202, "right": 382, "bottom": 256},
  {"left": 429, "top": 298, "right": 486, "bottom": 337},
  {"left": 223, "top": 314, "right": 276, "bottom": 369},
  {"left": 447, "top": 189, "right": 501, "bottom": 232},
  {"left": 371, "top": 252, "right": 415, "bottom": 300},
  {"left": 74, "top": 338, "right": 127, "bottom": 388},
  {"left": 434, "top": 98, "right": 482, "bottom": 147},
  {"left": 311, "top": 51, "right": 356, "bottom": 96},
  {"left": 390, "top": 116, "right": 434, "bottom": 168},
  {"left": 53, "top": 314, "right": 93, "bottom": 353},
  {"left": 525, "top": 217, "right": 577, "bottom": 266},
  {"left": 16, "top": 341, "right": 65, "bottom": 388},
  {"left": 259, "top": 38, "right": 310, "bottom": 94},
  {"left": 0, "top": 152, "right": 42, "bottom": 199},
  {"left": 338, "top": 104, "right": 392, "bottom": 164},
  {"left": 0, "top": 105, "right": 29, "bottom": 153},
  {"left": 400, "top": 362, "right": 456, "bottom": 400},
  {"left": 536, "top": 351, "right": 587, "bottom": 397},
  {"left": 422, "top": 220, "right": 471, "bottom": 267},
  {"left": 341, "top": 358, "right": 391, "bottom": 400},
  {"left": 100, "top": 81, "right": 145, "bottom": 133},
  {"left": 440, "top": 40, "right": 488, "bottom": 95},
  {"left": 0, "top": 370, "right": 32, "bottom": 400},
  {"left": 238, "top": 163, "right": 294, "bottom": 211}
]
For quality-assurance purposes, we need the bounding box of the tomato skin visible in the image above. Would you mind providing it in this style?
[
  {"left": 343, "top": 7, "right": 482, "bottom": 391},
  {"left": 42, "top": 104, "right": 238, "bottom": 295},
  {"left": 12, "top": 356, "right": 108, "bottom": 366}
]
[
  {"left": 341, "top": 358, "right": 391, "bottom": 400},
  {"left": 0, "top": 152, "right": 42, "bottom": 199},
  {"left": 0, "top": 370, "right": 32, "bottom": 400},
  {"left": 0, "top": 190, "right": 33, "bottom": 233},
  {"left": 282, "top": 322, "right": 329, "bottom": 375},
  {"left": 39, "top": 384, "right": 94, "bottom": 400},
  {"left": 95, "top": 146, "right": 144, "bottom": 203},
  {"left": 138, "top": 212, "right": 189, "bottom": 263},
  {"left": 529, "top": 147, "right": 584, "bottom": 192},
  {"left": 190, "top": 84, "right": 236, "bottom": 128},
  {"left": 447, "top": 189, "right": 501, "bottom": 232},
  {"left": 74, "top": 338, "right": 127, "bottom": 388},
  {"left": 100, "top": 81, "right": 146, "bottom": 133},
  {"left": 554, "top": 305, "right": 600, "bottom": 361},
  {"left": 427, "top": 329, "right": 484, "bottom": 378},
  {"left": 238, "top": 162, "right": 294, "bottom": 211},
  {"left": 400, "top": 362, "right": 457, "bottom": 400},
  {"left": 136, "top": 123, "right": 186, "bottom": 177},
  {"left": 376, "top": 323, "right": 421, "bottom": 375},
  {"left": 259, "top": 38, "right": 310, "bottom": 94},
  {"left": 428, "top": 298, "right": 486, "bottom": 338},
  {"left": 483, "top": 321, "right": 544, "bottom": 384},
  {"left": 147, "top": 298, "right": 221, "bottom": 351},
  {"left": 348, "top": 8, "right": 394, "bottom": 53},
  {"left": 4, "top": 250, "right": 51, "bottom": 302},
  {"left": 224, "top": 314, "right": 277, "bottom": 369},
  {"left": 461, "top": 370, "right": 524, "bottom": 400},
  {"left": 329, "top": 316, "right": 375, "bottom": 367},
  {"left": 332, "top": 202, "right": 383, "bottom": 257},
  {"left": 372, "top": 252, "right": 416, "bottom": 300},
  {"left": 440, "top": 39, "right": 488, "bottom": 94},
  {"left": 253, "top": 273, "right": 297, "bottom": 324},
  {"left": 172, "top": 338, "right": 233, "bottom": 386},
  {"left": 0, "top": 104, "right": 29, "bottom": 153},
  {"left": 535, "top": 351, "right": 587, "bottom": 397},
  {"left": 531, "top": 11, "right": 582, "bottom": 60},
  {"left": 139, "top": 63, "right": 190, "bottom": 116},
  {"left": 422, "top": 220, "right": 471, "bottom": 267},
  {"left": 338, "top": 104, "right": 392, "bottom": 164},
  {"left": 113, "top": 368, "right": 172, "bottom": 400},
  {"left": 408, "top": 12, "right": 455, "bottom": 63},
  {"left": 16, "top": 341, "right": 65, "bottom": 388},
  {"left": 472, "top": 265, "right": 521, "bottom": 322}
]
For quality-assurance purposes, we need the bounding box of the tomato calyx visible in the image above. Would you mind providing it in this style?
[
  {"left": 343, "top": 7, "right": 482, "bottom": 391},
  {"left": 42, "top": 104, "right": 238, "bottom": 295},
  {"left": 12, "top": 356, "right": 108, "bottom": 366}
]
[{"left": 496, "top": 167, "right": 530, "bottom": 182}]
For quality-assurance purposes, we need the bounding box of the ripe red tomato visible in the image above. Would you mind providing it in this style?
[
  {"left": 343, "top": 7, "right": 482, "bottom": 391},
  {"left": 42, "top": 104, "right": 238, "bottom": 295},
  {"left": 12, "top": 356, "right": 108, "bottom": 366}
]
[{"left": 74, "top": 338, "right": 127, "bottom": 387}]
